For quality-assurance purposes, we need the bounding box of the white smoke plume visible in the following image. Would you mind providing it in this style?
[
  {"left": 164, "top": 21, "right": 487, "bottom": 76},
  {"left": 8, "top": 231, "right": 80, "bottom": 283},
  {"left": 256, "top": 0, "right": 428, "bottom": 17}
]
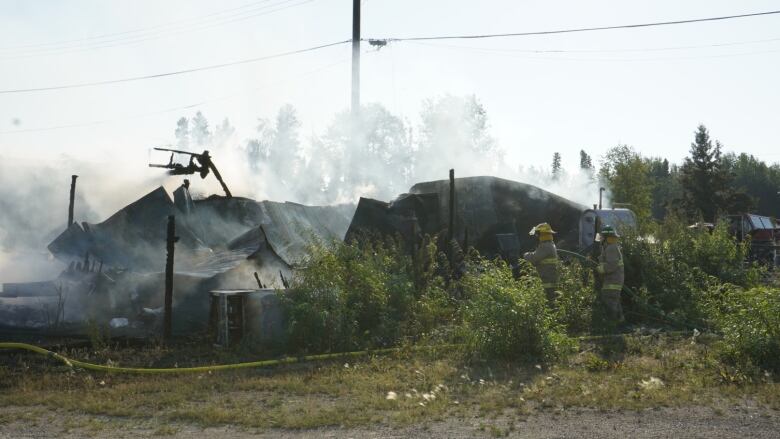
[{"left": 0, "top": 94, "right": 603, "bottom": 284}]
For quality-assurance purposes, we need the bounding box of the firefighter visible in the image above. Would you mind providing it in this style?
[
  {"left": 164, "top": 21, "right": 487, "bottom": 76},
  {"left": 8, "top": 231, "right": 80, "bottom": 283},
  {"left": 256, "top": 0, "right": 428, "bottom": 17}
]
[
  {"left": 596, "top": 225, "right": 624, "bottom": 322},
  {"left": 523, "top": 223, "right": 560, "bottom": 304}
]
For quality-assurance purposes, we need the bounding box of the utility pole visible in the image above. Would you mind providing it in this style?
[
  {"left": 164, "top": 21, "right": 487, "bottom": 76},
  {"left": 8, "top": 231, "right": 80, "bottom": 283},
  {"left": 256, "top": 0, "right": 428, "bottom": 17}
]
[
  {"left": 351, "top": 0, "right": 361, "bottom": 121},
  {"left": 67, "top": 175, "right": 78, "bottom": 229}
]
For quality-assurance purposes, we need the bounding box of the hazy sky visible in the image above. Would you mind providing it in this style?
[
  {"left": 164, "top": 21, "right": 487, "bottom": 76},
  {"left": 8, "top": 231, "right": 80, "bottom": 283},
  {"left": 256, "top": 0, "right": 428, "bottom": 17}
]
[{"left": 1, "top": 0, "right": 780, "bottom": 174}]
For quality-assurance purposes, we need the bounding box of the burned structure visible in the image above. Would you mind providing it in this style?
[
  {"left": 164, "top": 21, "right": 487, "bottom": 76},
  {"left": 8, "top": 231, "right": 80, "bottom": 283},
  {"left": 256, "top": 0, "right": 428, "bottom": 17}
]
[
  {"left": 1, "top": 182, "right": 353, "bottom": 335},
  {"left": 347, "top": 176, "right": 587, "bottom": 258},
  {"left": 1, "top": 172, "right": 638, "bottom": 340}
]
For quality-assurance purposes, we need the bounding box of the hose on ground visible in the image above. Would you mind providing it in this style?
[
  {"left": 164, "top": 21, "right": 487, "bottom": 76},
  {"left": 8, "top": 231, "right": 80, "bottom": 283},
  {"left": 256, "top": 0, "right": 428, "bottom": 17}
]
[{"left": 0, "top": 342, "right": 455, "bottom": 374}]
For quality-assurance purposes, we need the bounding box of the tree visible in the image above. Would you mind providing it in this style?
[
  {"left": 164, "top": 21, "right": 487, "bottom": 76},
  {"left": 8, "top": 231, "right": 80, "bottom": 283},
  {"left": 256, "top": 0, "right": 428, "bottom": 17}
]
[
  {"left": 190, "top": 111, "right": 211, "bottom": 147},
  {"left": 648, "top": 157, "right": 681, "bottom": 220},
  {"left": 551, "top": 152, "right": 562, "bottom": 179},
  {"left": 310, "top": 103, "right": 412, "bottom": 203},
  {"left": 174, "top": 117, "right": 190, "bottom": 149},
  {"left": 678, "top": 125, "right": 748, "bottom": 221},
  {"left": 212, "top": 118, "right": 235, "bottom": 148},
  {"left": 415, "top": 94, "right": 500, "bottom": 181},
  {"left": 599, "top": 145, "right": 653, "bottom": 224},
  {"left": 579, "top": 150, "right": 593, "bottom": 171}
]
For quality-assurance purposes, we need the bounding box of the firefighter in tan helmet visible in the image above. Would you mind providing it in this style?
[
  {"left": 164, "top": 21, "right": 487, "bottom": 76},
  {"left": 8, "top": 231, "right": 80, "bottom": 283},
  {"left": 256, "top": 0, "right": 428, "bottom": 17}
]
[
  {"left": 596, "top": 225, "right": 625, "bottom": 322},
  {"left": 523, "top": 222, "right": 560, "bottom": 304}
]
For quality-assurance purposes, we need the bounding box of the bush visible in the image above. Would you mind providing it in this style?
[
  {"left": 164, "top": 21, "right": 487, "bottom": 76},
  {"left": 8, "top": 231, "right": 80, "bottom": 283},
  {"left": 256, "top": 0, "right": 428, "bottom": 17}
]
[
  {"left": 461, "top": 258, "right": 575, "bottom": 362},
  {"left": 282, "top": 239, "right": 417, "bottom": 353},
  {"left": 712, "top": 286, "right": 780, "bottom": 374},
  {"left": 620, "top": 218, "right": 762, "bottom": 327},
  {"left": 554, "top": 261, "right": 596, "bottom": 335}
]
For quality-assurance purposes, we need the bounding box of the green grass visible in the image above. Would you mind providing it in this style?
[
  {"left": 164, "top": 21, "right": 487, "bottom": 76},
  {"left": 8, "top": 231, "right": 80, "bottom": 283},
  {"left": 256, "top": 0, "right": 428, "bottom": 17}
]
[{"left": 0, "top": 333, "right": 778, "bottom": 434}]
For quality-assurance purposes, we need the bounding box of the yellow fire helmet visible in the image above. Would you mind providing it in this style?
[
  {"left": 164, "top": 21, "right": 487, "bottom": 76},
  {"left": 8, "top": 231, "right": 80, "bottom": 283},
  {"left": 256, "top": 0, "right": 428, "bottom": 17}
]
[{"left": 529, "top": 222, "right": 556, "bottom": 236}]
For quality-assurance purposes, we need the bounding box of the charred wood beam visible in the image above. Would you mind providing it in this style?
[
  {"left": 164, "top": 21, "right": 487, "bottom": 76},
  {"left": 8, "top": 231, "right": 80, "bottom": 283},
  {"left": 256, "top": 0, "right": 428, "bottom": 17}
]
[
  {"left": 164, "top": 215, "right": 178, "bottom": 341},
  {"left": 279, "top": 270, "right": 290, "bottom": 289}
]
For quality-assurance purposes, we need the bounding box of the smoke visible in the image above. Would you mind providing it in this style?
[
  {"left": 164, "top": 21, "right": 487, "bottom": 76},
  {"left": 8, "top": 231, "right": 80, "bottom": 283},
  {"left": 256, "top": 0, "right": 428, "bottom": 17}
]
[
  {"left": 172, "top": 95, "right": 601, "bottom": 209},
  {"left": 0, "top": 154, "right": 171, "bottom": 283},
  {"left": 1, "top": 94, "right": 603, "bottom": 284}
]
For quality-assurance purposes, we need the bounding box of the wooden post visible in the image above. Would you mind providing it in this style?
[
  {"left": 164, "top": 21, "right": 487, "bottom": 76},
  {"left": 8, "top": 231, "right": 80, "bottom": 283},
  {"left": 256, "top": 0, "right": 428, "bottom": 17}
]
[
  {"left": 68, "top": 175, "right": 78, "bottom": 229},
  {"left": 164, "top": 215, "right": 177, "bottom": 341},
  {"left": 253, "top": 272, "right": 264, "bottom": 289},
  {"left": 448, "top": 169, "right": 455, "bottom": 243}
]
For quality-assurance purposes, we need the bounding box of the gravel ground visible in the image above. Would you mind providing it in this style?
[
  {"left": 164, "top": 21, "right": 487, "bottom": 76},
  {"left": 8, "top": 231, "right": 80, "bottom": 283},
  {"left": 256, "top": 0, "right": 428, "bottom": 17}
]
[{"left": 2, "top": 405, "right": 779, "bottom": 438}]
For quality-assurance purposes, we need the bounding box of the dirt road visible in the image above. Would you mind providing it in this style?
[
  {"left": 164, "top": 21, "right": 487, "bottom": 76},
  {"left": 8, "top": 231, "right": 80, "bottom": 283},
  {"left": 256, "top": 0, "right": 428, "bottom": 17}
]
[{"left": 2, "top": 405, "right": 779, "bottom": 438}]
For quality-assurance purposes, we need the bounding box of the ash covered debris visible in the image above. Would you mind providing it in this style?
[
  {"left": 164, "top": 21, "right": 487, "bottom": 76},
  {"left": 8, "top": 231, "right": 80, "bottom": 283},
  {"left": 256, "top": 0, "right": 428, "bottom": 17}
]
[
  {"left": 2, "top": 181, "right": 353, "bottom": 335},
  {"left": 347, "top": 176, "right": 586, "bottom": 257}
]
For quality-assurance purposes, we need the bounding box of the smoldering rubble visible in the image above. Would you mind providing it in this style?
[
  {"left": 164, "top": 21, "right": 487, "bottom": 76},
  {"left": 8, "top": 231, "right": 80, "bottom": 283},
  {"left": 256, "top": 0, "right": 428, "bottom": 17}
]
[
  {"left": 0, "top": 175, "right": 631, "bottom": 338},
  {"left": 0, "top": 182, "right": 354, "bottom": 335}
]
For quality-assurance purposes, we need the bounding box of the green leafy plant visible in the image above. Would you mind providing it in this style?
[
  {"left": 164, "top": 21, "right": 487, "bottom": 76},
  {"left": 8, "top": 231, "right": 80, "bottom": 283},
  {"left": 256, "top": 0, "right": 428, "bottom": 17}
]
[
  {"left": 461, "top": 258, "right": 575, "bottom": 362},
  {"left": 711, "top": 286, "right": 780, "bottom": 374}
]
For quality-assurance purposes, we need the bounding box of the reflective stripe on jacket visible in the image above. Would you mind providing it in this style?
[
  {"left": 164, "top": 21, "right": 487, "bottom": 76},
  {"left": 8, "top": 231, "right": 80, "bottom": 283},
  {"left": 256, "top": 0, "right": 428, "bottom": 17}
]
[
  {"left": 523, "top": 240, "right": 559, "bottom": 288},
  {"left": 598, "top": 242, "right": 624, "bottom": 290}
]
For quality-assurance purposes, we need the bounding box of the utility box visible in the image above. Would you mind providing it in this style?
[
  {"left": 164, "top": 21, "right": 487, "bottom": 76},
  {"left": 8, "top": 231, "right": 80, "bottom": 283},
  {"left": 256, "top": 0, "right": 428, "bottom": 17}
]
[{"left": 209, "top": 289, "right": 285, "bottom": 347}]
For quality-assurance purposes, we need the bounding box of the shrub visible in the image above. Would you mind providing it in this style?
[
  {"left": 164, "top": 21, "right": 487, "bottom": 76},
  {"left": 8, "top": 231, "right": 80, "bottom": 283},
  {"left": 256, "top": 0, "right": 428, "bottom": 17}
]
[
  {"left": 620, "top": 218, "right": 762, "bottom": 327},
  {"left": 282, "top": 238, "right": 417, "bottom": 353},
  {"left": 554, "top": 261, "right": 596, "bottom": 335},
  {"left": 712, "top": 286, "right": 780, "bottom": 374},
  {"left": 461, "top": 258, "right": 575, "bottom": 362}
]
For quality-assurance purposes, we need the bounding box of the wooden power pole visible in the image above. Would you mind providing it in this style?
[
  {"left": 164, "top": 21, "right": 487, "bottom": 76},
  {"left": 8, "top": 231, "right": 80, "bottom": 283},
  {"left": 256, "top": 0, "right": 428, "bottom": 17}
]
[
  {"left": 68, "top": 175, "right": 78, "bottom": 229},
  {"left": 164, "top": 215, "right": 177, "bottom": 341},
  {"left": 351, "top": 0, "right": 361, "bottom": 120},
  {"left": 448, "top": 169, "right": 455, "bottom": 243}
]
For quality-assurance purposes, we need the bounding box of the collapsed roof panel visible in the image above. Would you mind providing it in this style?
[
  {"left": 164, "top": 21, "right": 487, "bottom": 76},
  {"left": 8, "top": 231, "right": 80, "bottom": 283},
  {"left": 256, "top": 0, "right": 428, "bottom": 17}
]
[
  {"left": 347, "top": 176, "right": 586, "bottom": 256},
  {"left": 47, "top": 187, "right": 205, "bottom": 270}
]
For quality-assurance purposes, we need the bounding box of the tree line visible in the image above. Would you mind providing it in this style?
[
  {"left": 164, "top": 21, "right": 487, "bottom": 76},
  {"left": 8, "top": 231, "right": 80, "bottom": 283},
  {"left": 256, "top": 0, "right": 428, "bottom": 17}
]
[
  {"left": 560, "top": 124, "right": 778, "bottom": 224},
  {"left": 171, "top": 98, "right": 780, "bottom": 222}
]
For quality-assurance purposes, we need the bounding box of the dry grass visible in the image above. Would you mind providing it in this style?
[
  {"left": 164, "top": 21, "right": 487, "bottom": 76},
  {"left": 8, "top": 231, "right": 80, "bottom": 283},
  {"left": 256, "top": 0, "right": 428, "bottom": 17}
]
[{"left": 0, "top": 333, "right": 778, "bottom": 433}]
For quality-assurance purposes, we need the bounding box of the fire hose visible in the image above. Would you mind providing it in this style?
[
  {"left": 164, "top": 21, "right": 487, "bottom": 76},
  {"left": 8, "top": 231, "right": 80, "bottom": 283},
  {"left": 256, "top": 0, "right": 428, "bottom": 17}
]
[
  {"left": 0, "top": 250, "right": 702, "bottom": 374},
  {"left": 0, "top": 342, "right": 457, "bottom": 374},
  {"left": 0, "top": 329, "right": 698, "bottom": 375}
]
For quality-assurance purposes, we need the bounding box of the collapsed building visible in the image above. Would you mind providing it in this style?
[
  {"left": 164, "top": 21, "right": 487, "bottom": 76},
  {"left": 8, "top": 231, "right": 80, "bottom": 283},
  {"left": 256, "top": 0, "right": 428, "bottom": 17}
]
[
  {"left": 347, "top": 176, "right": 590, "bottom": 259},
  {"left": 0, "top": 183, "right": 353, "bottom": 335},
  {"left": 0, "top": 174, "right": 639, "bottom": 340}
]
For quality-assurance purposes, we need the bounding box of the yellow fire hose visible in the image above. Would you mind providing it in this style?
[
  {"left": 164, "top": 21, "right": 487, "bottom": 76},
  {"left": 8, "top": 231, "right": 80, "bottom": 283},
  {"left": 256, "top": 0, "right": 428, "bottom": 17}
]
[
  {"left": 0, "top": 329, "right": 698, "bottom": 375},
  {"left": 0, "top": 342, "right": 452, "bottom": 374}
]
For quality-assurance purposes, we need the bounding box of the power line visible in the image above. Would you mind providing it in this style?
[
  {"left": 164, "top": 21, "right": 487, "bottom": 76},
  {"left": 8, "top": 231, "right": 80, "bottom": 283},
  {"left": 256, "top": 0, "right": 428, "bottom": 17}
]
[
  {"left": 369, "top": 9, "right": 780, "bottom": 42},
  {"left": 0, "top": 40, "right": 351, "bottom": 95},
  {"left": 0, "top": 0, "right": 292, "bottom": 52},
  {"left": 0, "top": 52, "right": 368, "bottom": 134},
  {"left": 409, "top": 35, "right": 780, "bottom": 54},
  {"left": 412, "top": 41, "right": 780, "bottom": 63},
  {"left": 0, "top": 0, "right": 319, "bottom": 60}
]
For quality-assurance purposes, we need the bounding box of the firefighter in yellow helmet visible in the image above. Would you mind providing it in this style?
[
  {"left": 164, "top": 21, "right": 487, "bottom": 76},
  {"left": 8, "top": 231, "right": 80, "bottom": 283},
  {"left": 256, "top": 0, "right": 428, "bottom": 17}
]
[
  {"left": 523, "top": 223, "right": 560, "bottom": 304},
  {"left": 596, "top": 225, "right": 624, "bottom": 322}
]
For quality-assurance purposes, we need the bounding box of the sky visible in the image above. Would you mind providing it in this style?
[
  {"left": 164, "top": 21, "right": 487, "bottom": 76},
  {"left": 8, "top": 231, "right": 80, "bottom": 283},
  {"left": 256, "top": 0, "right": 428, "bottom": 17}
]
[{"left": 1, "top": 0, "right": 780, "bottom": 181}]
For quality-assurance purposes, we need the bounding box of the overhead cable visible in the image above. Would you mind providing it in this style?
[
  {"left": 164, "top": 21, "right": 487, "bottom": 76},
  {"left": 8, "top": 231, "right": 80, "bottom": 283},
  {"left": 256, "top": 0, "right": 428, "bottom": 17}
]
[
  {"left": 368, "top": 9, "right": 780, "bottom": 42},
  {"left": 0, "top": 40, "right": 350, "bottom": 95}
]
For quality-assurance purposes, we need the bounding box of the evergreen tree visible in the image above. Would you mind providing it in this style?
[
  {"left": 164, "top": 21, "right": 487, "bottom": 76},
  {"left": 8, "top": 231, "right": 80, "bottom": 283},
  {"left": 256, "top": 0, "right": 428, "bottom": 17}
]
[
  {"left": 174, "top": 117, "right": 190, "bottom": 149},
  {"left": 648, "top": 157, "right": 681, "bottom": 220},
  {"left": 678, "top": 125, "right": 747, "bottom": 221},
  {"left": 579, "top": 150, "right": 593, "bottom": 171},
  {"left": 190, "top": 111, "right": 211, "bottom": 147},
  {"left": 551, "top": 152, "right": 562, "bottom": 180}
]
